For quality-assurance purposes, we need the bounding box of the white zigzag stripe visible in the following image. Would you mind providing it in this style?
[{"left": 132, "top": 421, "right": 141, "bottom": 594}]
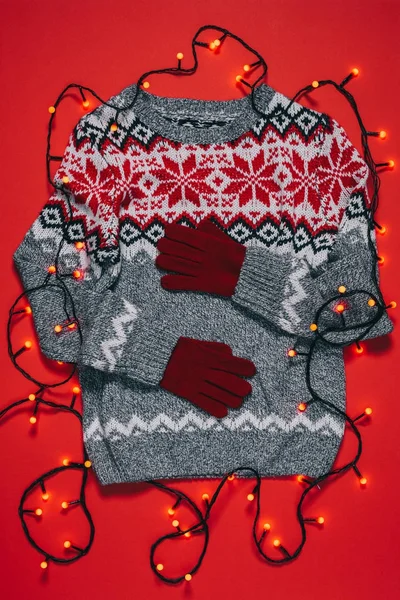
[
  {"left": 281, "top": 260, "right": 310, "bottom": 330},
  {"left": 98, "top": 298, "right": 139, "bottom": 370},
  {"left": 84, "top": 410, "right": 343, "bottom": 441}
]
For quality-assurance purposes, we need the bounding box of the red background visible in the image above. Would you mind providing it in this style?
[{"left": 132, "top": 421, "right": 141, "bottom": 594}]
[{"left": 1, "top": 1, "right": 399, "bottom": 598}]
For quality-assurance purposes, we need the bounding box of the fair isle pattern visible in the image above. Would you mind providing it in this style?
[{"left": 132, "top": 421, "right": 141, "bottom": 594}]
[
  {"left": 36, "top": 85, "right": 369, "bottom": 271},
  {"left": 84, "top": 410, "right": 343, "bottom": 442}
]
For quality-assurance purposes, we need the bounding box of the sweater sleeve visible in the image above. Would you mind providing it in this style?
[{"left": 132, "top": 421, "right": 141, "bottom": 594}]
[
  {"left": 230, "top": 117, "right": 395, "bottom": 344},
  {"left": 13, "top": 117, "right": 184, "bottom": 382},
  {"left": 12, "top": 118, "right": 125, "bottom": 365}
]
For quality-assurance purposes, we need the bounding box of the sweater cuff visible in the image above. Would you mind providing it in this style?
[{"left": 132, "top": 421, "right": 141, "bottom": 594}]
[
  {"left": 231, "top": 245, "right": 394, "bottom": 341},
  {"left": 77, "top": 291, "right": 183, "bottom": 386},
  {"left": 231, "top": 246, "right": 309, "bottom": 332},
  {"left": 13, "top": 250, "right": 102, "bottom": 363}
]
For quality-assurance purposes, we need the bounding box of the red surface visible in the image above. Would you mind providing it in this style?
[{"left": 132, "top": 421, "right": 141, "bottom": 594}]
[{"left": 1, "top": 1, "right": 399, "bottom": 598}]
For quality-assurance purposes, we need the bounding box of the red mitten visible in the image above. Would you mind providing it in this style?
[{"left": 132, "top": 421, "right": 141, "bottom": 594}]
[
  {"left": 160, "top": 336, "right": 256, "bottom": 418},
  {"left": 155, "top": 219, "right": 246, "bottom": 297}
]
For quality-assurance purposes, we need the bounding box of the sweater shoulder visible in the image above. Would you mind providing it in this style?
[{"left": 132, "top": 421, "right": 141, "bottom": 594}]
[
  {"left": 72, "top": 83, "right": 135, "bottom": 153},
  {"left": 263, "top": 88, "right": 335, "bottom": 145}
]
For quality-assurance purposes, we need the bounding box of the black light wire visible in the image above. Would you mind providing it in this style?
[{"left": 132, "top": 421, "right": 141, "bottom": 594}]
[{"left": 1, "top": 24, "right": 394, "bottom": 582}]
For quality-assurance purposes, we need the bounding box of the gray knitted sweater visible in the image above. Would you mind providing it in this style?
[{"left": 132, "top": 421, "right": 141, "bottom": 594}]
[{"left": 13, "top": 82, "right": 394, "bottom": 485}]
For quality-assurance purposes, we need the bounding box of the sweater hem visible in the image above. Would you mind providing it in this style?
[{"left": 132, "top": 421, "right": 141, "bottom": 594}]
[{"left": 86, "top": 428, "right": 344, "bottom": 486}]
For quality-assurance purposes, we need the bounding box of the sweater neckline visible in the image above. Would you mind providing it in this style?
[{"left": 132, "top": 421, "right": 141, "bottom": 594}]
[{"left": 128, "top": 82, "right": 277, "bottom": 144}]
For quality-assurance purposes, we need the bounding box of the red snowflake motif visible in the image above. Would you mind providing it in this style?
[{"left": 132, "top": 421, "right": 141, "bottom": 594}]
[
  {"left": 316, "top": 136, "right": 361, "bottom": 205},
  {"left": 61, "top": 157, "right": 116, "bottom": 218},
  {"left": 221, "top": 150, "right": 281, "bottom": 207},
  {"left": 153, "top": 155, "right": 215, "bottom": 208},
  {"left": 285, "top": 151, "right": 321, "bottom": 213}
]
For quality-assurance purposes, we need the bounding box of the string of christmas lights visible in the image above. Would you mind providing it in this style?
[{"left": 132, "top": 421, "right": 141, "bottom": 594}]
[{"left": 1, "top": 24, "right": 396, "bottom": 584}]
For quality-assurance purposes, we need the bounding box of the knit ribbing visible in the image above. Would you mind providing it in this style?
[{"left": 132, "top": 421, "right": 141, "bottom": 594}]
[{"left": 121, "top": 82, "right": 277, "bottom": 144}]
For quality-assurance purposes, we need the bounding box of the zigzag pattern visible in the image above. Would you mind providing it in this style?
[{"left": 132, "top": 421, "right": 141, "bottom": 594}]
[
  {"left": 94, "top": 298, "right": 139, "bottom": 371},
  {"left": 84, "top": 410, "right": 343, "bottom": 441},
  {"left": 280, "top": 258, "right": 314, "bottom": 333}
]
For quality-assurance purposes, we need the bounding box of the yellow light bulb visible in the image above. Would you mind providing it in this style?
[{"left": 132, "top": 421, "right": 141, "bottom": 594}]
[
  {"left": 35, "top": 508, "right": 42, "bottom": 516},
  {"left": 172, "top": 519, "right": 180, "bottom": 528},
  {"left": 54, "top": 325, "right": 62, "bottom": 333},
  {"left": 213, "top": 39, "right": 221, "bottom": 47},
  {"left": 29, "top": 416, "right": 37, "bottom": 424},
  {"left": 185, "top": 574, "right": 192, "bottom": 581},
  {"left": 40, "top": 560, "right": 48, "bottom": 569},
  {"left": 288, "top": 349, "right": 297, "bottom": 357},
  {"left": 84, "top": 460, "right": 92, "bottom": 468},
  {"left": 247, "top": 493, "right": 255, "bottom": 502},
  {"left": 167, "top": 508, "right": 175, "bottom": 516},
  {"left": 62, "top": 176, "right": 69, "bottom": 184},
  {"left": 82, "top": 100, "right": 90, "bottom": 108},
  {"left": 338, "top": 285, "right": 347, "bottom": 293},
  {"left": 202, "top": 493, "right": 209, "bottom": 501},
  {"left": 209, "top": 42, "right": 215, "bottom": 50},
  {"left": 48, "top": 265, "right": 56, "bottom": 273},
  {"left": 389, "top": 301, "right": 397, "bottom": 309},
  {"left": 352, "top": 68, "right": 359, "bottom": 76},
  {"left": 75, "top": 241, "right": 85, "bottom": 249},
  {"left": 388, "top": 160, "right": 395, "bottom": 168},
  {"left": 379, "top": 130, "right": 387, "bottom": 139},
  {"left": 24, "top": 340, "right": 32, "bottom": 349},
  {"left": 42, "top": 493, "right": 49, "bottom": 501},
  {"left": 243, "top": 64, "right": 251, "bottom": 72},
  {"left": 64, "top": 540, "right": 71, "bottom": 548},
  {"left": 367, "top": 298, "right": 376, "bottom": 307},
  {"left": 110, "top": 123, "right": 118, "bottom": 132},
  {"left": 48, "top": 106, "right": 56, "bottom": 113},
  {"left": 61, "top": 501, "right": 69, "bottom": 509},
  {"left": 73, "top": 269, "right": 82, "bottom": 279},
  {"left": 184, "top": 532, "right": 191, "bottom": 538},
  {"left": 263, "top": 523, "right": 271, "bottom": 531},
  {"left": 228, "top": 474, "right": 235, "bottom": 481},
  {"left": 311, "top": 80, "right": 319, "bottom": 88},
  {"left": 25, "top": 306, "right": 32, "bottom": 314},
  {"left": 360, "top": 477, "right": 367, "bottom": 486},
  {"left": 365, "top": 407, "right": 373, "bottom": 416},
  {"left": 309, "top": 323, "right": 318, "bottom": 331},
  {"left": 142, "top": 81, "right": 150, "bottom": 89},
  {"left": 156, "top": 563, "right": 164, "bottom": 571},
  {"left": 176, "top": 52, "right": 184, "bottom": 60},
  {"left": 62, "top": 459, "right": 70, "bottom": 466},
  {"left": 298, "top": 403, "right": 307, "bottom": 412},
  {"left": 273, "top": 539, "right": 281, "bottom": 547},
  {"left": 73, "top": 386, "right": 81, "bottom": 394},
  {"left": 317, "top": 516, "right": 325, "bottom": 524},
  {"left": 235, "top": 75, "right": 242, "bottom": 83},
  {"left": 28, "top": 394, "right": 36, "bottom": 402}
]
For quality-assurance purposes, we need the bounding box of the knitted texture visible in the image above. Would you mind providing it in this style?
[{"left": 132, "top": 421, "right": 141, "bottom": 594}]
[{"left": 13, "top": 82, "right": 394, "bottom": 484}]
